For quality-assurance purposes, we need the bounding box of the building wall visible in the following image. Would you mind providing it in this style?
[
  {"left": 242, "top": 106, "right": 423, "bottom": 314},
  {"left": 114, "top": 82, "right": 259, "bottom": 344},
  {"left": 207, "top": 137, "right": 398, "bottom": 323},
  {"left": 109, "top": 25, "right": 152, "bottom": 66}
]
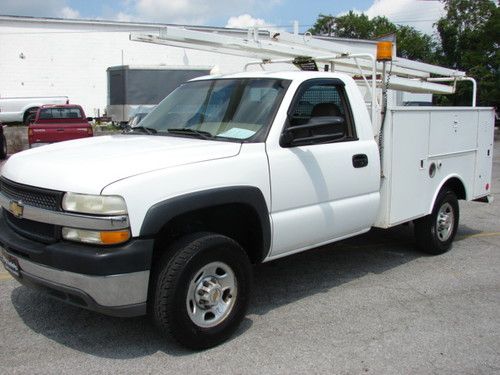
[{"left": 0, "top": 17, "right": 253, "bottom": 117}]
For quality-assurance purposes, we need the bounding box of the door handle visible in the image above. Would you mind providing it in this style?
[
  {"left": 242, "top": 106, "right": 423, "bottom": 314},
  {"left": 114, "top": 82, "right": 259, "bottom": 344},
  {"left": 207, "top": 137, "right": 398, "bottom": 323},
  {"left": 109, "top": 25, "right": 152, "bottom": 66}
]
[{"left": 352, "top": 154, "right": 368, "bottom": 168}]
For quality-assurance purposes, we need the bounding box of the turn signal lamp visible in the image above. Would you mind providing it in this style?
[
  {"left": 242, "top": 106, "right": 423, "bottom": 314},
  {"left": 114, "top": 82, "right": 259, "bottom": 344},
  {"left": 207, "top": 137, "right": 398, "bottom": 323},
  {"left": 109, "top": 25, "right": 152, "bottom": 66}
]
[
  {"left": 62, "top": 227, "right": 131, "bottom": 245},
  {"left": 100, "top": 230, "right": 131, "bottom": 245},
  {"left": 377, "top": 41, "right": 393, "bottom": 61}
]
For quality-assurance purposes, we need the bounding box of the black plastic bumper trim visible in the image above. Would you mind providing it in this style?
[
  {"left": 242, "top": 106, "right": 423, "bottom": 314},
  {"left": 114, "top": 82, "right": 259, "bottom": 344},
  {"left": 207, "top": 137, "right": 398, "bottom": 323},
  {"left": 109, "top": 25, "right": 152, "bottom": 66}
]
[{"left": 0, "top": 212, "right": 153, "bottom": 276}]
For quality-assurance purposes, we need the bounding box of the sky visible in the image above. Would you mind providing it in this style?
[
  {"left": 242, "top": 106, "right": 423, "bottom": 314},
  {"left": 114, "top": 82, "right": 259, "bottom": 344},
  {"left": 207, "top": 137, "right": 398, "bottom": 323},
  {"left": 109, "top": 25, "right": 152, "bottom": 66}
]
[{"left": 0, "top": 0, "right": 446, "bottom": 35}]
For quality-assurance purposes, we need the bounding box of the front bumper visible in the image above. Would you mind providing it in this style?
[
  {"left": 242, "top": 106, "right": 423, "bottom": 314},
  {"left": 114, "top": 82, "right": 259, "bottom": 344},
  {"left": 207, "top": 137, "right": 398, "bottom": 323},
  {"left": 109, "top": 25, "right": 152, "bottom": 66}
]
[
  {"left": 1, "top": 249, "right": 148, "bottom": 317},
  {"left": 0, "top": 213, "right": 154, "bottom": 317}
]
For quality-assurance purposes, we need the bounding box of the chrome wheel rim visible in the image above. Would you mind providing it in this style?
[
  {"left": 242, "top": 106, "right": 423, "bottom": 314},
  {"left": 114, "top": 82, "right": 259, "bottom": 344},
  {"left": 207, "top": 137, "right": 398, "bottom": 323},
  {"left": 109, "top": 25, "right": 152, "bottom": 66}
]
[
  {"left": 436, "top": 202, "right": 454, "bottom": 242},
  {"left": 186, "top": 261, "right": 237, "bottom": 328}
]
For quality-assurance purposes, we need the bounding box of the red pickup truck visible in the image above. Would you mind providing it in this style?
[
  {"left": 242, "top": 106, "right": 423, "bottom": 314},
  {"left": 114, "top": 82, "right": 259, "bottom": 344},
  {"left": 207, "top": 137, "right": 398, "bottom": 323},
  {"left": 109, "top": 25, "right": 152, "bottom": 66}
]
[{"left": 28, "top": 105, "right": 93, "bottom": 148}]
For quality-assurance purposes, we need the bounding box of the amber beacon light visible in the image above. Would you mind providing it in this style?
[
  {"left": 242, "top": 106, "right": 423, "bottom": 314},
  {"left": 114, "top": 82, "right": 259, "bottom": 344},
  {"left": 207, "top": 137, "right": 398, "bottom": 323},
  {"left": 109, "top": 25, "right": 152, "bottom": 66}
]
[{"left": 377, "top": 41, "right": 393, "bottom": 61}]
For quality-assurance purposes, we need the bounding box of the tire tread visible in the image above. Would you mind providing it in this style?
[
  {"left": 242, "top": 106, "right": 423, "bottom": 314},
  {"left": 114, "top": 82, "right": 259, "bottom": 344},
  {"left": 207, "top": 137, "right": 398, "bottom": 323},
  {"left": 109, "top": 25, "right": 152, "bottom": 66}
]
[{"left": 151, "top": 232, "right": 250, "bottom": 349}]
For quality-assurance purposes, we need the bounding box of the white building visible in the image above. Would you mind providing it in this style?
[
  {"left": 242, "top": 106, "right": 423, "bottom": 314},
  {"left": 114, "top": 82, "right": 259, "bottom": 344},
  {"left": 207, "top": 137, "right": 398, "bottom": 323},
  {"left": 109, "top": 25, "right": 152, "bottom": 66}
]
[{"left": 0, "top": 15, "right": 254, "bottom": 117}]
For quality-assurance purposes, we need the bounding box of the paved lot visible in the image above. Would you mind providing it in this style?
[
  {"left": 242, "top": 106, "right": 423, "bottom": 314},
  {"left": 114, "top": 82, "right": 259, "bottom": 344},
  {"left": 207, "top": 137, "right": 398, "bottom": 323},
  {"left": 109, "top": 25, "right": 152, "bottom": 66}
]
[{"left": 1, "top": 133, "right": 499, "bottom": 374}]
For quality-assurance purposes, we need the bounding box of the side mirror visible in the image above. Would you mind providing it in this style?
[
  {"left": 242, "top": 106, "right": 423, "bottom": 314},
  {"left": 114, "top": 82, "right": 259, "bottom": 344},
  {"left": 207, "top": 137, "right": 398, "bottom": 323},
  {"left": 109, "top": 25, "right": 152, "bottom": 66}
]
[
  {"left": 86, "top": 117, "right": 93, "bottom": 122},
  {"left": 281, "top": 116, "right": 346, "bottom": 147}
]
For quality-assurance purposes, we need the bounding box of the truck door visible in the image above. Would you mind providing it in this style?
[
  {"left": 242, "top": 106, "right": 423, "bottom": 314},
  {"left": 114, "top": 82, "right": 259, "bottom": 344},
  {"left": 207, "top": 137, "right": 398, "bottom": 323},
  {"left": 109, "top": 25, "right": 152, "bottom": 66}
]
[{"left": 266, "top": 78, "right": 380, "bottom": 258}]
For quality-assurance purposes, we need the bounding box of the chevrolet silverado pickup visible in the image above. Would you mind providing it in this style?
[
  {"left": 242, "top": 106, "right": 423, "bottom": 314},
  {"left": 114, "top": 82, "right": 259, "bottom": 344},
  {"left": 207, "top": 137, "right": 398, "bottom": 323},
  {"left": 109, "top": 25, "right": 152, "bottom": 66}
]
[{"left": 0, "top": 71, "right": 494, "bottom": 349}]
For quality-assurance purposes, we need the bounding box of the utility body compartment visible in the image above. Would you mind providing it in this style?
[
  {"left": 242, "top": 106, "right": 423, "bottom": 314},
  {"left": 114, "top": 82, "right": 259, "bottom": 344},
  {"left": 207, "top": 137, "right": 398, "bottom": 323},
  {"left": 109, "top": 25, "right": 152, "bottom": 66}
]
[{"left": 375, "top": 106, "right": 495, "bottom": 228}]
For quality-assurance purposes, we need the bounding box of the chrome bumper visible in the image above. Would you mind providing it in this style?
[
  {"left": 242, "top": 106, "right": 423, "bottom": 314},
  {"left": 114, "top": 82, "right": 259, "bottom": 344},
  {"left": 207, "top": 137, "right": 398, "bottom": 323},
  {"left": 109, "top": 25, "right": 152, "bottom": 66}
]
[{"left": 1, "top": 248, "right": 149, "bottom": 317}]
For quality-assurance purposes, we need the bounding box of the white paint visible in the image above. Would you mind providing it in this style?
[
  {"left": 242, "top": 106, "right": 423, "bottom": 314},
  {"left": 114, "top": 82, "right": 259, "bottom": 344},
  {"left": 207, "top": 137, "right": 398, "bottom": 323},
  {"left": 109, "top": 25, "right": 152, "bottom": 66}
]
[
  {"left": 1, "top": 71, "right": 495, "bottom": 261},
  {"left": 0, "top": 96, "right": 68, "bottom": 122},
  {"left": 1, "top": 135, "right": 242, "bottom": 194},
  {"left": 374, "top": 106, "right": 495, "bottom": 228}
]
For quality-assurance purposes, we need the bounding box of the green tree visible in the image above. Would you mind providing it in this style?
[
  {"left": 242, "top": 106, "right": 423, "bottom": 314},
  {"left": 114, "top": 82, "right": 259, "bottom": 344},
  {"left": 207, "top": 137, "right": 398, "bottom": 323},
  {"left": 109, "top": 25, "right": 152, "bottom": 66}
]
[
  {"left": 308, "top": 14, "right": 335, "bottom": 36},
  {"left": 334, "top": 12, "right": 375, "bottom": 39},
  {"left": 395, "top": 25, "right": 436, "bottom": 61},
  {"left": 308, "top": 12, "right": 435, "bottom": 63},
  {"left": 436, "top": 0, "right": 499, "bottom": 107}
]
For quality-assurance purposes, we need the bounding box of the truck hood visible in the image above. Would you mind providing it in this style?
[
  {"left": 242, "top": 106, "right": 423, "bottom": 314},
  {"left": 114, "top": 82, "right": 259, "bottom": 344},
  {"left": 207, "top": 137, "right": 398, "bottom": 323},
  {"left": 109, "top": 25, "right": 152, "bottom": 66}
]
[{"left": 1, "top": 135, "right": 241, "bottom": 194}]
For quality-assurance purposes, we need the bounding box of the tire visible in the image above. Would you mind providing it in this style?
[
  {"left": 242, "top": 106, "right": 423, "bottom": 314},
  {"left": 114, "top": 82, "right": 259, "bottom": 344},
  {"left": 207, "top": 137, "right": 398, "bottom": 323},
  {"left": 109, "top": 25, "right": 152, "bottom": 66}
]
[
  {"left": 0, "top": 134, "right": 7, "bottom": 159},
  {"left": 151, "top": 232, "right": 252, "bottom": 350},
  {"left": 23, "top": 107, "right": 38, "bottom": 125},
  {"left": 414, "top": 190, "right": 459, "bottom": 255}
]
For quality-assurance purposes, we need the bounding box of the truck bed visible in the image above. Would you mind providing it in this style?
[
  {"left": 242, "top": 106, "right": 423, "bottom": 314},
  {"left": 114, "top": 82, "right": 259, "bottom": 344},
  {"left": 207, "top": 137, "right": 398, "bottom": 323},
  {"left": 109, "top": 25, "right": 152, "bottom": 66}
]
[{"left": 375, "top": 106, "right": 495, "bottom": 228}]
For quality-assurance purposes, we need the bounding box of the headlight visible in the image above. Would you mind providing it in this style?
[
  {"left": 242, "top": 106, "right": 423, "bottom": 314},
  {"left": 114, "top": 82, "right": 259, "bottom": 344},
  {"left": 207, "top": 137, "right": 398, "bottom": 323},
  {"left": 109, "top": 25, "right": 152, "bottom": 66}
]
[
  {"left": 62, "top": 227, "right": 130, "bottom": 245},
  {"left": 62, "top": 193, "right": 127, "bottom": 215}
]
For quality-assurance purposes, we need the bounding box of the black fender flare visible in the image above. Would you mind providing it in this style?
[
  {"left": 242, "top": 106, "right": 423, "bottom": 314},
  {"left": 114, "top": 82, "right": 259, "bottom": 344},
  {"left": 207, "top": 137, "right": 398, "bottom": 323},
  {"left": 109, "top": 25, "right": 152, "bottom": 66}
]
[{"left": 140, "top": 186, "right": 271, "bottom": 261}]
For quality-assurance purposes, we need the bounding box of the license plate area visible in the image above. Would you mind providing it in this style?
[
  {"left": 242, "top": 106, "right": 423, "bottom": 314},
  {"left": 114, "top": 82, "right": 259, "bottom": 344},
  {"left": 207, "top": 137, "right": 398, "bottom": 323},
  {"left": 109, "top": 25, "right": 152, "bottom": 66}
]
[{"left": 1, "top": 249, "right": 21, "bottom": 277}]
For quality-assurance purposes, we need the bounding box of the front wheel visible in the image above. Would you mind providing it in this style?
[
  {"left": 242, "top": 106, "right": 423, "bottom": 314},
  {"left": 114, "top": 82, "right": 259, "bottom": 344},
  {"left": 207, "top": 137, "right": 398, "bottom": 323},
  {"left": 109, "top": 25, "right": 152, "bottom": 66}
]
[
  {"left": 414, "top": 190, "right": 459, "bottom": 255},
  {"left": 151, "top": 232, "right": 252, "bottom": 349}
]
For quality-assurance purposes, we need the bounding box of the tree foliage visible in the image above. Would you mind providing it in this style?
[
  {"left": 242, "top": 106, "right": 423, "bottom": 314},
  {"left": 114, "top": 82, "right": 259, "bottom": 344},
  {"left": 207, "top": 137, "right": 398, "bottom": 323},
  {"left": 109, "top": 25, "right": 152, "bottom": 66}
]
[
  {"left": 308, "top": 12, "right": 435, "bottom": 63},
  {"left": 436, "top": 0, "right": 499, "bottom": 106},
  {"left": 309, "top": 1, "right": 499, "bottom": 107}
]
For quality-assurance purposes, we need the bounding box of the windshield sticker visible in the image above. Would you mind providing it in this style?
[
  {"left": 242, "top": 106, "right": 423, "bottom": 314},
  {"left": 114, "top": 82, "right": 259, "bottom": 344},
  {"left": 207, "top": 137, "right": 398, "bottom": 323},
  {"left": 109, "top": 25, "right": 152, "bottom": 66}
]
[{"left": 218, "top": 128, "right": 255, "bottom": 139}]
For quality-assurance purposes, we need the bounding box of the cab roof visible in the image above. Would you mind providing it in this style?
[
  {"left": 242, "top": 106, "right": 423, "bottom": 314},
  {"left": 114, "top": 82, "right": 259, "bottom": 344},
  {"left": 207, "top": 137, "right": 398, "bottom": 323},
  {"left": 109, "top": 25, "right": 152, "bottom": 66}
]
[{"left": 189, "top": 70, "right": 353, "bottom": 83}]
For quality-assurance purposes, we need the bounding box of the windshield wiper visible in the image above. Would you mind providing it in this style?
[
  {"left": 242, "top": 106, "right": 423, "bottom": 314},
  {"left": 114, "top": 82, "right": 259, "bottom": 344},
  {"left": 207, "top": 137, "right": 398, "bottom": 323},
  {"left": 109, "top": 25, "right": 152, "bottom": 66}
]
[
  {"left": 127, "top": 126, "right": 157, "bottom": 135},
  {"left": 167, "top": 128, "right": 213, "bottom": 139}
]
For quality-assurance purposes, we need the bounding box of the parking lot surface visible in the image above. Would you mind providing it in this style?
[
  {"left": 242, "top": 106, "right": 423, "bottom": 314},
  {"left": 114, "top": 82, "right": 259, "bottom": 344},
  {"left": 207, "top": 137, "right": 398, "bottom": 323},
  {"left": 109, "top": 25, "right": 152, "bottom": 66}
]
[{"left": 1, "top": 134, "right": 499, "bottom": 374}]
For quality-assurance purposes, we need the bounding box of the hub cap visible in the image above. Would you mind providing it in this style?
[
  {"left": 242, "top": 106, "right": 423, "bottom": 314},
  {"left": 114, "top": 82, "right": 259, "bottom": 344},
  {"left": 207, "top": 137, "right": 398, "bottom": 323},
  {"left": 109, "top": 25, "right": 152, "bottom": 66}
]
[
  {"left": 436, "top": 202, "right": 454, "bottom": 242},
  {"left": 186, "top": 261, "right": 237, "bottom": 328}
]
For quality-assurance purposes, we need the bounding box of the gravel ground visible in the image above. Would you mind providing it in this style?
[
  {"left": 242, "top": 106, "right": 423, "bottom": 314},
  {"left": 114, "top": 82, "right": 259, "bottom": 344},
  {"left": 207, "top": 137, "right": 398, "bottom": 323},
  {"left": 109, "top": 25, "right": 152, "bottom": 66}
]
[{"left": 0, "top": 133, "right": 499, "bottom": 374}]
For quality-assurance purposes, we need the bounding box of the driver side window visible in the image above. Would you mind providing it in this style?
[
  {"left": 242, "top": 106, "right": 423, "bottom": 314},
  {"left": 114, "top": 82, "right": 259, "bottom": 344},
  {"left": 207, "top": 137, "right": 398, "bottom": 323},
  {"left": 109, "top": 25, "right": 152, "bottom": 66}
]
[{"left": 284, "top": 80, "right": 356, "bottom": 146}]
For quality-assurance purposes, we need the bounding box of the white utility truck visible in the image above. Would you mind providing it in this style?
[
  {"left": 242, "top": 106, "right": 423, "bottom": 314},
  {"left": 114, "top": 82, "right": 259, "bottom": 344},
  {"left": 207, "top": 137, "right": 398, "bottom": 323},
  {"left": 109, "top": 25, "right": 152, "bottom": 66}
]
[{"left": 0, "top": 27, "right": 494, "bottom": 349}]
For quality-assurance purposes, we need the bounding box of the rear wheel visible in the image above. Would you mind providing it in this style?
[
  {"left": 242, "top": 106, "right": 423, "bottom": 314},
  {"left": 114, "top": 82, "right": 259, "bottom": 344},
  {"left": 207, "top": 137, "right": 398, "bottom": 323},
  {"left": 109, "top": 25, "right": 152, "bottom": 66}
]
[
  {"left": 414, "top": 190, "right": 459, "bottom": 255},
  {"left": 151, "top": 232, "right": 252, "bottom": 349},
  {"left": 0, "top": 134, "right": 7, "bottom": 159}
]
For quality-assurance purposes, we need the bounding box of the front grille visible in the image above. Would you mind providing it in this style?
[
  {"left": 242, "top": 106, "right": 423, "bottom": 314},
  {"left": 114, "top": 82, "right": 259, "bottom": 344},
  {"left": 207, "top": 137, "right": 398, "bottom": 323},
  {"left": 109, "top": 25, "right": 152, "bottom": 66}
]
[
  {"left": 0, "top": 177, "right": 63, "bottom": 211},
  {"left": 4, "top": 211, "right": 59, "bottom": 244},
  {"left": 0, "top": 178, "right": 63, "bottom": 243}
]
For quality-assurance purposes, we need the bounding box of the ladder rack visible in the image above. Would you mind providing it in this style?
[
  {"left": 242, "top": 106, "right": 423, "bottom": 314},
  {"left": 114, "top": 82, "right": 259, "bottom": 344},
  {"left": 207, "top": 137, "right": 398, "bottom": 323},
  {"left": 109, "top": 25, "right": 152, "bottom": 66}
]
[
  {"left": 130, "top": 25, "right": 476, "bottom": 132},
  {"left": 130, "top": 26, "right": 466, "bottom": 83}
]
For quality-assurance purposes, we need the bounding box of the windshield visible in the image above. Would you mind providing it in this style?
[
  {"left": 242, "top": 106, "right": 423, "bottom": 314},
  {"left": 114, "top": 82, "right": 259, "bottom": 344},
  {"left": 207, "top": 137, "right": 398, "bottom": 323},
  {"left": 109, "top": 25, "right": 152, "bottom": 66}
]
[
  {"left": 39, "top": 107, "right": 83, "bottom": 120},
  {"left": 136, "top": 78, "right": 289, "bottom": 142}
]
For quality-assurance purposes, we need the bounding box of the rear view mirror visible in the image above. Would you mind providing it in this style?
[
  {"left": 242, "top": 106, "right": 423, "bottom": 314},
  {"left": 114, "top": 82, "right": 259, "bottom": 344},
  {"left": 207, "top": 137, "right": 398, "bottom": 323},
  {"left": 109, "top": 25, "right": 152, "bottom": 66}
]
[{"left": 281, "top": 116, "right": 346, "bottom": 147}]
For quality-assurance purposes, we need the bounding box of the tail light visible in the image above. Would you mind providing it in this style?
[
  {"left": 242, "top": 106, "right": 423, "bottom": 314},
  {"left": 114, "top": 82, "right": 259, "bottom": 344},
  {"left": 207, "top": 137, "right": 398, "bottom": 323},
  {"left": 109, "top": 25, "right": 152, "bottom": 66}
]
[
  {"left": 87, "top": 127, "right": 93, "bottom": 136},
  {"left": 28, "top": 128, "right": 33, "bottom": 136}
]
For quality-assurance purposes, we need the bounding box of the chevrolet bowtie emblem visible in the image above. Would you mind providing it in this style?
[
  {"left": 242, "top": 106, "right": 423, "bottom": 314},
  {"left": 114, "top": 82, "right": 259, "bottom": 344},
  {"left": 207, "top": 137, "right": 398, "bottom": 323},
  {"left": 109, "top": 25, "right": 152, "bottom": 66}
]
[{"left": 9, "top": 201, "right": 24, "bottom": 218}]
